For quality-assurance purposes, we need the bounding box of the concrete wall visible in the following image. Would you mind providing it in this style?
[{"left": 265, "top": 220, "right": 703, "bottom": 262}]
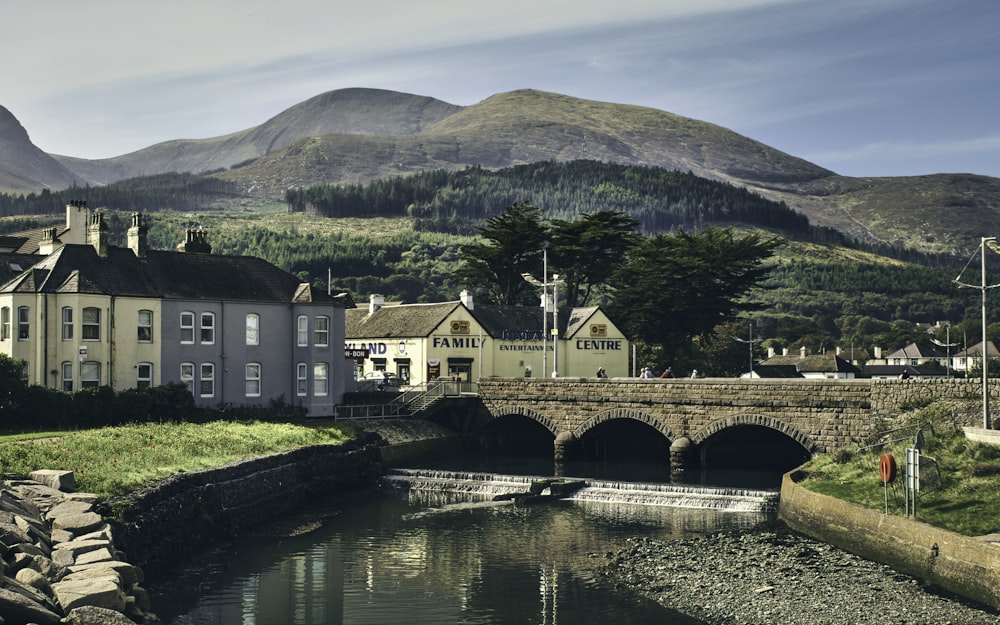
[
  {"left": 778, "top": 470, "right": 1000, "bottom": 610},
  {"left": 107, "top": 433, "right": 384, "bottom": 581}
]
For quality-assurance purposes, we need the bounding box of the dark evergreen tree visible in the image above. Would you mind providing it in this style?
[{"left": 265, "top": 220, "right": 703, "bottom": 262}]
[
  {"left": 454, "top": 202, "right": 551, "bottom": 305},
  {"left": 608, "top": 227, "right": 782, "bottom": 364}
]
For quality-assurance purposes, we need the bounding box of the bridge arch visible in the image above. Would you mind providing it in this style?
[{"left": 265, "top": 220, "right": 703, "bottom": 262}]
[
  {"left": 691, "top": 414, "right": 818, "bottom": 453},
  {"left": 576, "top": 407, "right": 678, "bottom": 442},
  {"left": 481, "top": 404, "right": 560, "bottom": 438}
]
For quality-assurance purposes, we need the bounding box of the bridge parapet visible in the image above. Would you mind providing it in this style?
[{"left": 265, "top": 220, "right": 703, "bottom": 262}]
[{"left": 478, "top": 377, "right": 877, "bottom": 453}]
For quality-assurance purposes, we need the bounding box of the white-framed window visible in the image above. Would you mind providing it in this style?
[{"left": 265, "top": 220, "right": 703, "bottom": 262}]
[
  {"left": 180, "top": 312, "right": 195, "bottom": 343},
  {"left": 297, "top": 315, "right": 308, "bottom": 346},
  {"left": 199, "top": 363, "right": 215, "bottom": 397},
  {"left": 138, "top": 310, "right": 153, "bottom": 342},
  {"left": 82, "top": 306, "right": 100, "bottom": 341},
  {"left": 17, "top": 306, "right": 30, "bottom": 340},
  {"left": 314, "top": 362, "right": 329, "bottom": 396},
  {"left": 0, "top": 306, "right": 9, "bottom": 340},
  {"left": 246, "top": 313, "right": 260, "bottom": 346},
  {"left": 314, "top": 315, "right": 329, "bottom": 346},
  {"left": 200, "top": 313, "right": 215, "bottom": 344},
  {"left": 61, "top": 307, "right": 73, "bottom": 341},
  {"left": 180, "top": 362, "right": 195, "bottom": 394},
  {"left": 245, "top": 363, "right": 261, "bottom": 397},
  {"left": 137, "top": 363, "right": 153, "bottom": 390},
  {"left": 61, "top": 362, "right": 73, "bottom": 392},
  {"left": 296, "top": 362, "right": 307, "bottom": 396},
  {"left": 81, "top": 361, "right": 101, "bottom": 388}
]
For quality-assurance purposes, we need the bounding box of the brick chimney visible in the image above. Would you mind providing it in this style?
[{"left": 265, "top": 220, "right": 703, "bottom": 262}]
[
  {"left": 176, "top": 228, "right": 212, "bottom": 254},
  {"left": 460, "top": 289, "right": 474, "bottom": 310},
  {"left": 38, "top": 227, "right": 60, "bottom": 255},
  {"left": 87, "top": 211, "right": 108, "bottom": 257},
  {"left": 64, "top": 200, "right": 89, "bottom": 245},
  {"left": 127, "top": 213, "right": 148, "bottom": 258},
  {"left": 369, "top": 294, "right": 385, "bottom": 315}
]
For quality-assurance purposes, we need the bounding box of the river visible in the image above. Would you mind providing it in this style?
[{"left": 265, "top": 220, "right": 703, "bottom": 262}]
[{"left": 152, "top": 454, "right": 779, "bottom": 625}]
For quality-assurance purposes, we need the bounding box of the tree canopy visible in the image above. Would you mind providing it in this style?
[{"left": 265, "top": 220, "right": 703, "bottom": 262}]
[{"left": 607, "top": 227, "right": 782, "bottom": 366}]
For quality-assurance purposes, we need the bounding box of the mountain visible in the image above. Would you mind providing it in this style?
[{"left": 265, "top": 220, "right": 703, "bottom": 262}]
[
  {"left": 0, "top": 105, "right": 81, "bottom": 192},
  {"left": 3, "top": 88, "right": 999, "bottom": 254}
]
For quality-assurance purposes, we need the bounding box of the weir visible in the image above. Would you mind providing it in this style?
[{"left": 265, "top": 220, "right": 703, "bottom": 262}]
[{"left": 380, "top": 468, "right": 779, "bottom": 515}]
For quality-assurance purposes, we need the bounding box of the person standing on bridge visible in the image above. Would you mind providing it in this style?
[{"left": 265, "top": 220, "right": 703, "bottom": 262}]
[
  {"left": 659, "top": 367, "right": 675, "bottom": 378},
  {"left": 596, "top": 367, "right": 608, "bottom": 378},
  {"left": 641, "top": 367, "right": 654, "bottom": 378}
]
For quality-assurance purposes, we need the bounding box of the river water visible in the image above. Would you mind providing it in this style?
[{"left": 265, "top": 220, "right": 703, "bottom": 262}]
[{"left": 152, "top": 458, "right": 779, "bottom": 625}]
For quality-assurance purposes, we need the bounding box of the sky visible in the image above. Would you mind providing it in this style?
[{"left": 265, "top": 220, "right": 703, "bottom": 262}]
[{"left": 3, "top": 0, "right": 999, "bottom": 178}]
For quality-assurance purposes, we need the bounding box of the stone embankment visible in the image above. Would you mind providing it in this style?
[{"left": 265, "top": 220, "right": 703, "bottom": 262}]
[
  {"left": 602, "top": 524, "right": 1000, "bottom": 625},
  {"left": 1, "top": 470, "right": 157, "bottom": 625},
  {"left": 2, "top": 431, "right": 388, "bottom": 625}
]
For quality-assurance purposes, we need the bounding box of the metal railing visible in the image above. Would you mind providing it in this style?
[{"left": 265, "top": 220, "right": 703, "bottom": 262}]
[{"left": 334, "top": 378, "right": 476, "bottom": 420}]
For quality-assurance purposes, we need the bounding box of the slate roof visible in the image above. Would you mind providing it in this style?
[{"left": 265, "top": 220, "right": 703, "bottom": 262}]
[
  {"left": 865, "top": 364, "right": 944, "bottom": 378},
  {"left": 0, "top": 243, "right": 345, "bottom": 305},
  {"left": 954, "top": 341, "right": 1000, "bottom": 358},
  {"left": 346, "top": 302, "right": 462, "bottom": 338},
  {"left": 759, "top": 353, "right": 863, "bottom": 375},
  {"left": 346, "top": 300, "right": 608, "bottom": 340},
  {"left": 752, "top": 364, "right": 803, "bottom": 378},
  {"left": 883, "top": 342, "right": 945, "bottom": 360},
  {"left": 0, "top": 253, "right": 38, "bottom": 285}
]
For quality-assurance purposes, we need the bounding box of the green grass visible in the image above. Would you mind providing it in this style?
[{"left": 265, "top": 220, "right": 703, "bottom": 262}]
[
  {"left": 0, "top": 420, "right": 357, "bottom": 500},
  {"left": 798, "top": 404, "right": 1000, "bottom": 536}
]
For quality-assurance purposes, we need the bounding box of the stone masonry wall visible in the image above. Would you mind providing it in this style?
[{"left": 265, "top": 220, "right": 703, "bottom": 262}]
[
  {"left": 479, "top": 377, "right": 1000, "bottom": 453},
  {"left": 479, "top": 378, "right": 875, "bottom": 453},
  {"left": 105, "top": 433, "right": 385, "bottom": 581}
]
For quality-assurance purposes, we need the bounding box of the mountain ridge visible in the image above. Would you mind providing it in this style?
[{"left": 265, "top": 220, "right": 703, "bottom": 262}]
[{"left": 1, "top": 87, "right": 998, "bottom": 254}]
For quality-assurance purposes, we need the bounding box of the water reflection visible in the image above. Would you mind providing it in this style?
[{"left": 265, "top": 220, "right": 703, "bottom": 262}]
[{"left": 156, "top": 484, "right": 766, "bottom": 625}]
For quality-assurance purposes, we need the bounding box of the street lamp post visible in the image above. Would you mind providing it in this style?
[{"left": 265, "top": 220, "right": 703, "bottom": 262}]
[
  {"left": 732, "top": 321, "right": 762, "bottom": 378},
  {"left": 522, "top": 248, "right": 565, "bottom": 379},
  {"left": 955, "top": 237, "right": 1000, "bottom": 429},
  {"left": 930, "top": 325, "right": 958, "bottom": 378}
]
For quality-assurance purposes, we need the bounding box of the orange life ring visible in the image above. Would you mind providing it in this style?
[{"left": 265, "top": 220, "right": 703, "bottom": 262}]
[{"left": 878, "top": 453, "right": 897, "bottom": 484}]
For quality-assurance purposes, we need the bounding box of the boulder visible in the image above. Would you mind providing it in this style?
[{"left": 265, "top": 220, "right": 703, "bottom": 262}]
[
  {"left": 50, "top": 512, "right": 103, "bottom": 535},
  {"left": 68, "top": 561, "right": 142, "bottom": 587},
  {"left": 28, "top": 470, "right": 76, "bottom": 493},
  {"left": 63, "top": 605, "right": 137, "bottom": 625},
  {"left": 74, "top": 547, "right": 116, "bottom": 566},
  {"left": 44, "top": 500, "right": 93, "bottom": 521},
  {"left": 51, "top": 576, "right": 126, "bottom": 613},
  {"left": 15, "top": 566, "right": 53, "bottom": 595},
  {"left": 0, "top": 585, "right": 62, "bottom": 625}
]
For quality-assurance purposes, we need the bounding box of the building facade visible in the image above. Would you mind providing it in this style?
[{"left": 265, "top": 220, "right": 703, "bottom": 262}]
[
  {"left": 0, "top": 209, "right": 350, "bottom": 416},
  {"left": 345, "top": 291, "right": 629, "bottom": 385}
]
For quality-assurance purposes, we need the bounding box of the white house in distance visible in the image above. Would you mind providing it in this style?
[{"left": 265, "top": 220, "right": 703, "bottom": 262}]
[
  {"left": 345, "top": 291, "right": 629, "bottom": 384},
  {"left": 757, "top": 346, "right": 862, "bottom": 379}
]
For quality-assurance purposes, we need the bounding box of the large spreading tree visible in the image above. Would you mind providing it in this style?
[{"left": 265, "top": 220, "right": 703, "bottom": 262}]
[{"left": 607, "top": 227, "right": 782, "bottom": 368}]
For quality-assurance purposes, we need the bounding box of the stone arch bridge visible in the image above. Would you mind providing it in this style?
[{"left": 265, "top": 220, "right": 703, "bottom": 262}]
[{"left": 471, "top": 377, "right": 988, "bottom": 469}]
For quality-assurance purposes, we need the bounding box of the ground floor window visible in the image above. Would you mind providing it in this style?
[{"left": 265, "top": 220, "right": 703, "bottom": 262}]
[
  {"left": 81, "top": 361, "right": 101, "bottom": 388},
  {"left": 61, "top": 362, "right": 73, "bottom": 392},
  {"left": 137, "top": 363, "right": 153, "bottom": 390}
]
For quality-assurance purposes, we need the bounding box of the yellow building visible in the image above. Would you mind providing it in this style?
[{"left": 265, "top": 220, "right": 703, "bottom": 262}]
[{"left": 345, "top": 291, "right": 629, "bottom": 385}]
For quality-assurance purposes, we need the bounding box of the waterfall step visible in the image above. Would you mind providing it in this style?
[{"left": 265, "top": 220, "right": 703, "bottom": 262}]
[{"left": 381, "top": 468, "right": 779, "bottom": 513}]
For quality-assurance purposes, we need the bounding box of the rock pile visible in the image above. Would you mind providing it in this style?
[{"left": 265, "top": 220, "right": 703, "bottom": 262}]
[{"left": 1, "top": 470, "right": 158, "bottom": 625}]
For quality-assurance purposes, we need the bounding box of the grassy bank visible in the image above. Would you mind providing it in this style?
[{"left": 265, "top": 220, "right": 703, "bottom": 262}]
[
  {"left": 0, "top": 420, "right": 357, "bottom": 500},
  {"left": 798, "top": 404, "right": 1000, "bottom": 537}
]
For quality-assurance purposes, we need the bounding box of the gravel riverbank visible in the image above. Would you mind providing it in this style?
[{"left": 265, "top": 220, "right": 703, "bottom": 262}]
[{"left": 601, "top": 522, "right": 999, "bottom": 625}]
